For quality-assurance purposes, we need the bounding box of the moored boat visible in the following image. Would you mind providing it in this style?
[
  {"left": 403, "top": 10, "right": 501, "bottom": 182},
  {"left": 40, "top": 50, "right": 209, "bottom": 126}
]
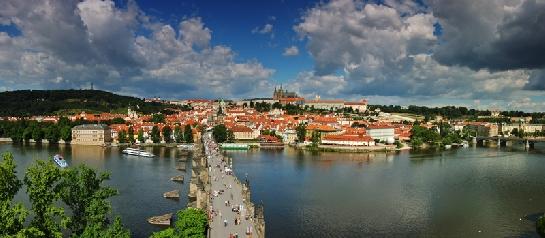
[
  {"left": 122, "top": 147, "right": 155, "bottom": 157},
  {"left": 53, "top": 154, "right": 68, "bottom": 168},
  {"left": 177, "top": 144, "right": 194, "bottom": 150}
]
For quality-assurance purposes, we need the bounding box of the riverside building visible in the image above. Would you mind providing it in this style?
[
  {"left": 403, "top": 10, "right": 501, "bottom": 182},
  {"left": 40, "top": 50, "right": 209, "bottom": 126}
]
[{"left": 71, "top": 124, "right": 112, "bottom": 146}]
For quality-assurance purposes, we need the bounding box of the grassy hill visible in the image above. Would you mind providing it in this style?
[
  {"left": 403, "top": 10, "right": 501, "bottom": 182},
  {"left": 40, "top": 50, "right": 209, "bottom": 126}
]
[{"left": 0, "top": 89, "right": 171, "bottom": 116}]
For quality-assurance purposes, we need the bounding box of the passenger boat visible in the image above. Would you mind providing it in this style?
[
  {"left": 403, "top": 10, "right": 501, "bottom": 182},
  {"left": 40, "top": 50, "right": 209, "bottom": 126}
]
[
  {"left": 53, "top": 154, "right": 68, "bottom": 168},
  {"left": 177, "top": 144, "right": 194, "bottom": 150},
  {"left": 122, "top": 148, "right": 155, "bottom": 157}
]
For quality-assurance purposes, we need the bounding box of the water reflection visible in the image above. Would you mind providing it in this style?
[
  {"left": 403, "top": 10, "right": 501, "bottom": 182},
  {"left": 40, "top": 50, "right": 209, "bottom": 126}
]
[
  {"left": 227, "top": 146, "right": 545, "bottom": 238},
  {"left": 70, "top": 145, "right": 107, "bottom": 167}
]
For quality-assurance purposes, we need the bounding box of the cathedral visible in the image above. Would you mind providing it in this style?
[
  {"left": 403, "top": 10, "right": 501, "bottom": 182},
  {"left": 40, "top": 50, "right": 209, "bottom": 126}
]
[{"left": 273, "top": 85, "right": 299, "bottom": 100}]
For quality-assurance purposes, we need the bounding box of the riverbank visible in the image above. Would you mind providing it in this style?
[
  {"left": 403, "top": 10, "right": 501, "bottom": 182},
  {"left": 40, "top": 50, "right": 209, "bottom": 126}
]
[
  {"left": 110, "top": 142, "right": 195, "bottom": 148},
  {"left": 289, "top": 143, "right": 411, "bottom": 153}
]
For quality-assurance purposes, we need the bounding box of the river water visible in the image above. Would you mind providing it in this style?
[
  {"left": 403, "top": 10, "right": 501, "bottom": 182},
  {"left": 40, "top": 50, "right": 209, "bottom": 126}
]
[
  {"left": 3, "top": 143, "right": 545, "bottom": 237},
  {"left": 226, "top": 145, "right": 545, "bottom": 238},
  {"left": 1, "top": 143, "right": 191, "bottom": 238}
]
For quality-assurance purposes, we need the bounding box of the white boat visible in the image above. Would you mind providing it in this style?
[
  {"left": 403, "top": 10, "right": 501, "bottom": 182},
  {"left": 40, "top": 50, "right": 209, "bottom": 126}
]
[
  {"left": 53, "top": 154, "right": 68, "bottom": 168},
  {"left": 122, "top": 148, "right": 155, "bottom": 157},
  {"left": 177, "top": 144, "right": 194, "bottom": 150}
]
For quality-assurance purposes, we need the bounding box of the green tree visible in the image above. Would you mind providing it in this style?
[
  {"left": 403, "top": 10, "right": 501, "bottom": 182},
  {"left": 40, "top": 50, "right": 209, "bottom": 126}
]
[
  {"left": 0, "top": 200, "right": 28, "bottom": 237},
  {"left": 174, "top": 126, "right": 183, "bottom": 143},
  {"left": 151, "top": 114, "right": 165, "bottom": 123},
  {"left": 410, "top": 125, "right": 440, "bottom": 145},
  {"left": 45, "top": 125, "right": 60, "bottom": 143},
  {"left": 23, "top": 127, "right": 33, "bottom": 142},
  {"left": 0, "top": 153, "right": 28, "bottom": 236},
  {"left": 58, "top": 117, "right": 71, "bottom": 128},
  {"left": 151, "top": 126, "right": 161, "bottom": 143},
  {"left": 118, "top": 130, "right": 127, "bottom": 143},
  {"left": 410, "top": 137, "right": 424, "bottom": 148},
  {"left": 137, "top": 128, "right": 145, "bottom": 143},
  {"left": 24, "top": 160, "right": 67, "bottom": 237},
  {"left": 212, "top": 124, "right": 228, "bottom": 143},
  {"left": 58, "top": 166, "right": 118, "bottom": 235},
  {"left": 0, "top": 152, "right": 130, "bottom": 237},
  {"left": 9, "top": 126, "right": 24, "bottom": 143},
  {"left": 111, "top": 117, "right": 125, "bottom": 124},
  {"left": 151, "top": 208, "right": 208, "bottom": 238},
  {"left": 184, "top": 124, "right": 194, "bottom": 143},
  {"left": 0, "top": 152, "right": 22, "bottom": 201},
  {"left": 60, "top": 126, "right": 72, "bottom": 142},
  {"left": 127, "top": 126, "right": 135, "bottom": 144},
  {"left": 311, "top": 131, "right": 321, "bottom": 146},
  {"left": 32, "top": 127, "right": 44, "bottom": 142},
  {"left": 296, "top": 124, "right": 306, "bottom": 142},
  {"left": 162, "top": 126, "right": 172, "bottom": 143}
]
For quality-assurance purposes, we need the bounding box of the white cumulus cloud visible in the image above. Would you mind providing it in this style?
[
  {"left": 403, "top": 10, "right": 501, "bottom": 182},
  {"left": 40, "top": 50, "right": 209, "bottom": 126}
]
[
  {"left": 282, "top": 46, "right": 299, "bottom": 56},
  {"left": 0, "top": 0, "right": 274, "bottom": 99},
  {"left": 288, "top": 0, "right": 542, "bottom": 110}
]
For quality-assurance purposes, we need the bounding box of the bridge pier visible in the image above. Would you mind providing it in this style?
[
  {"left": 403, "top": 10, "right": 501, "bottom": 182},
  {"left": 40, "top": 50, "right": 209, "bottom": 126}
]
[
  {"left": 472, "top": 136, "right": 477, "bottom": 145},
  {"left": 485, "top": 139, "right": 498, "bottom": 148},
  {"left": 497, "top": 138, "right": 501, "bottom": 147}
]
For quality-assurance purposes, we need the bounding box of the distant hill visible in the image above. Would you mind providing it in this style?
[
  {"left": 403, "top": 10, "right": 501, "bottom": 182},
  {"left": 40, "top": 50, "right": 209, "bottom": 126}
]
[{"left": 0, "top": 89, "right": 171, "bottom": 116}]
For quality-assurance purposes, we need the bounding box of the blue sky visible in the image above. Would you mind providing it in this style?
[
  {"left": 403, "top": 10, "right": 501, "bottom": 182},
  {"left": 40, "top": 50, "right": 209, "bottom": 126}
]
[
  {"left": 130, "top": 0, "right": 317, "bottom": 83},
  {"left": 1, "top": 0, "right": 545, "bottom": 111}
]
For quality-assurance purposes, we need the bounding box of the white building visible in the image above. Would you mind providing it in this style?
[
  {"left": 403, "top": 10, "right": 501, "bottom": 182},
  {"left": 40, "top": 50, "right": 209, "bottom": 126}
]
[
  {"left": 304, "top": 96, "right": 345, "bottom": 110},
  {"left": 304, "top": 95, "right": 368, "bottom": 112},
  {"left": 231, "top": 125, "right": 260, "bottom": 140},
  {"left": 321, "top": 134, "right": 375, "bottom": 146},
  {"left": 72, "top": 124, "right": 112, "bottom": 146},
  {"left": 344, "top": 99, "right": 368, "bottom": 112},
  {"left": 282, "top": 130, "right": 298, "bottom": 143},
  {"left": 366, "top": 125, "right": 395, "bottom": 143}
]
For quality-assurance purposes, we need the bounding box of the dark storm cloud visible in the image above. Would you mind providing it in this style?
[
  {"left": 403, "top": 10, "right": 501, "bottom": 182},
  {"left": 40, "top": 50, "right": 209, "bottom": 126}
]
[
  {"left": 525, "top": 69, "right": 545, "bottom": 90},
  {"left": 430, "top": 0, "right": 545, "bottom": 71}
]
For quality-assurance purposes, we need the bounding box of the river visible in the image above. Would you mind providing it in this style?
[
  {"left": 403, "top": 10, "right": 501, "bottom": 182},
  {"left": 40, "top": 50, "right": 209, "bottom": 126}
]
[
  {"left": 2, "top": 143, "right": 544, "bottom": 237},
  {"left": 1, "top": 143, "right": 191, "bottom": 238},
  {"left": 226, "top": 145, "right": 545, "bottom": 238}
]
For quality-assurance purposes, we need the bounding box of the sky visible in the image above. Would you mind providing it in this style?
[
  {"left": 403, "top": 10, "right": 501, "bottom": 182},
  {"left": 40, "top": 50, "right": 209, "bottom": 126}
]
[{"left": 1, "top": 0, "right": 545, "bottom": 111}]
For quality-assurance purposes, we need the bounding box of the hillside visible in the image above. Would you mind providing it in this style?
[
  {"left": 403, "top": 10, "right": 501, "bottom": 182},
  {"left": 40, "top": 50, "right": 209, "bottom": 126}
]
[{"left": 0, "top": 89, "right": 170, "bottom": 116}]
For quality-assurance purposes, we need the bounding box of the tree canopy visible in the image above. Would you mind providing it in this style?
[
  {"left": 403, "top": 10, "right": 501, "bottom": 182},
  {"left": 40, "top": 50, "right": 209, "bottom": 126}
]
[
  {"left": 212, "top": 124, "right": 228, "bottom": 143},
  {"left": 296, "top": 124, "right": 306, "bottom": 142},
  {"left": 0, "top": 89, "right": 175, "bottom": 116},
  {"left": 0, "top": 152, "right": 130, "bottom": 237},
  {"left": 151, "top": 208, "right": 208, "bottom": 238}
]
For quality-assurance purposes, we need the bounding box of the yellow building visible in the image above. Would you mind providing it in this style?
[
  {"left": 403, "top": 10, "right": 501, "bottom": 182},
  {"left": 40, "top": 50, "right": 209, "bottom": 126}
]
[{"left": 71, "top": 124, "right": 112, "bottom": 146}]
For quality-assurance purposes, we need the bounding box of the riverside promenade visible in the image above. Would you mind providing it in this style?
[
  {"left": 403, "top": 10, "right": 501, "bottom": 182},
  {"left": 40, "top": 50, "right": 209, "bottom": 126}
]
[{"left": 202, "top": 133, "right": 265, "bottom": 238}]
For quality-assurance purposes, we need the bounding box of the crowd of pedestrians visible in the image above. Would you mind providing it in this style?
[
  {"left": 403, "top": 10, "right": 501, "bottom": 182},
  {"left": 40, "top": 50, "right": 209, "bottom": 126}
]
[{"left": 204, "top": 133, "right": 254, "bottom": 238}]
